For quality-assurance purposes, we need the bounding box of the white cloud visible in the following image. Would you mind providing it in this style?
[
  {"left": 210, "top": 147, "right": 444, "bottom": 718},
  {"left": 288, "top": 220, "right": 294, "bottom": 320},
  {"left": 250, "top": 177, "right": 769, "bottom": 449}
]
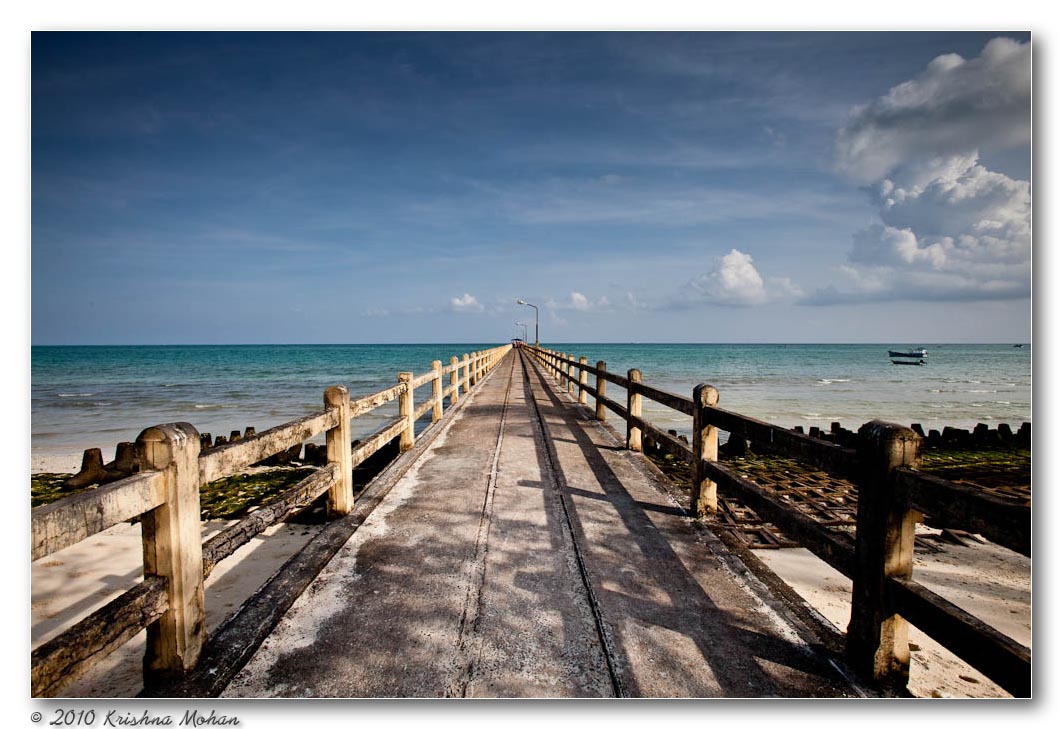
[
  {"left": 546, "top": 291, "right": 610, "bottom": 312},
  {"left": 835, "top": 37, "right": 1030, "bottom": 184},
  {"left": 687, "top": 249, "right": 801, "bottom": 307},
  {"left": 450, "top": 293, "right": 484, "bottom": 313},
  {"left": 830, "top": 153, "right": 1031, "bottom": 303},
  {"left": 819, "top": 37, "right": 1031, "bottom": 306}
]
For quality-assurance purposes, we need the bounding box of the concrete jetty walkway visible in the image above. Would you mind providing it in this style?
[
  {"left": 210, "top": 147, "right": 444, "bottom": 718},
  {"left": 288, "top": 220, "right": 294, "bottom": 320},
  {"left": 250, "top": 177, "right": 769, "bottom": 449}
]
[{"left": 221, "top": 350, "right": 856, "bottom": 698}]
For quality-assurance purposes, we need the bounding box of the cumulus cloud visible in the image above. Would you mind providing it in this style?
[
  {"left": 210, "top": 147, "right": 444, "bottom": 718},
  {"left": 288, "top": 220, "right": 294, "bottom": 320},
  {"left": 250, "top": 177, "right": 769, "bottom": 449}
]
[
  {"left": 817, "top": 37, "right": 1031, "bottom": 306},
  {"left": 546, "top": 291, "right": 610, "bottom": 311},
  {"left": 450, "top": 293, "right": 484, "bottom": 313},
  {"left": 687, "top": 249, "right": 801, "bottom": 307},
  {"left": 835, "top": 37, "right": 1030, "bottom": 184}
]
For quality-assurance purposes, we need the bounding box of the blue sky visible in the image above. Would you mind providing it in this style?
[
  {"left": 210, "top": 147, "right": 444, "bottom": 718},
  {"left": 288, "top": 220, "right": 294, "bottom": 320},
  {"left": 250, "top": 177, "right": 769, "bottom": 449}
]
[{"left": 31, "top": 31, "right": 1032, "bottom": 344}]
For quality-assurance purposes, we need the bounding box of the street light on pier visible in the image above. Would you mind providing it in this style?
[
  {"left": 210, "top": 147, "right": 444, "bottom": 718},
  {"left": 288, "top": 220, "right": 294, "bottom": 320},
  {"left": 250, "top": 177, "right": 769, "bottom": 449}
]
[
  {"left": 515, "top": 321, "right": 528, "bottom": 342},
  {"left": 516, "top": 299, "right": 539, "bottom": 347}
]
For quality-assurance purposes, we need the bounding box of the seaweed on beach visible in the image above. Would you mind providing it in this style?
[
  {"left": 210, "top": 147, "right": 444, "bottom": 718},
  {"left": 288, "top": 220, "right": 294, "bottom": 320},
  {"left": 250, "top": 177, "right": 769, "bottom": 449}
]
[
  {"left": 31, "top": 466, "right": 319, "bottom": 519},
  {"left": 920, "top": 444, "right": 1030, "bottom": 502},
  {"left": 198, "top": 467, "right": 318, "bottom": 519},
  {"left": 31, "top": 473, "right": 79, "bottom": 508}
]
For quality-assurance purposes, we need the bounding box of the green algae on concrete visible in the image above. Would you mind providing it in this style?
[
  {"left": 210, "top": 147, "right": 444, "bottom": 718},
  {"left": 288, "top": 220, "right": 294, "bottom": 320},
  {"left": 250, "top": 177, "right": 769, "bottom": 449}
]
[{"left": 32, "top": 466, "right": 318, "bottom": 519}]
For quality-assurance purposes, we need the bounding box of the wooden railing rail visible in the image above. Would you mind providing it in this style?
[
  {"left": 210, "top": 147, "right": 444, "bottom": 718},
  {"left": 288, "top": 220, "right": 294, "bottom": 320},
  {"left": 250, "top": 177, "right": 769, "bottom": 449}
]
[
  {"left": 894, "top": 467, "right": 1030, "bottom": 557},
  {"left": 30, "top": 343, "right": 512, "bottom": 697},
  {"left": 32, "top": 471, "right": 167, "bottom": 561},
  {"left": 533, "top": 347, "right": 856, "bottom": 478},
  {"left": 523, "top": 344, "right": 1030, "bottom": 697}
]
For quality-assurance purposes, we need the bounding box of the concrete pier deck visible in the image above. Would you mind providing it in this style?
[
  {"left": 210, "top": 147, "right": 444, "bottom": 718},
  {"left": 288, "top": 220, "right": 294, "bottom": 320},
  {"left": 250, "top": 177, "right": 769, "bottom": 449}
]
[{"left": 220, "top": 350, "right": 857, "bottom": 698}]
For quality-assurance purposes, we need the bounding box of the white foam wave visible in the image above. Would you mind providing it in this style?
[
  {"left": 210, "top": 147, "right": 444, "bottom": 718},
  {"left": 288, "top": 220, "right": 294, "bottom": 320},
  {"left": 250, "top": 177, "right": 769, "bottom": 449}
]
[{"left": 57, "top": 393, "right": 93, "bottom": 397}]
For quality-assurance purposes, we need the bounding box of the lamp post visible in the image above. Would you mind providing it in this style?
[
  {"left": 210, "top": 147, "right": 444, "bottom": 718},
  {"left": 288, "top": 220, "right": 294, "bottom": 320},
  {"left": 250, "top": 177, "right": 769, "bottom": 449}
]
[
  {"left": 515, "top": 321, "right": 528, "bottom": 342},
  {"left": 516, "top": 299, "right": 539, "bottom": 347}
]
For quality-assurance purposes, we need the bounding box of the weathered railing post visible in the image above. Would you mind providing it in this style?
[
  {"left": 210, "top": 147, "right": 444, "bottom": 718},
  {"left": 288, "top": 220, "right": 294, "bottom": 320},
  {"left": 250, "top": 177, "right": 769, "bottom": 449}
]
[
  {"left": 461, "top": 354, "right": 470, "bottom": 394},
  {"left": 627, "top": 369, "right": 642, "bottom": 452},
  {"left": 431, "top": 360, "right": 444, "bottom": 422},
  {"left": 691, "top": 384, "right": 720, "bottom": 517},
  {"left": 847, "top": 421, "right": 922, "bottom": 690},
  {"left": 595, "top": 361, "right": 607, "bottom": 422},
  {"left": 136, "top": 422, "right": 205, "bottom": 684},
  {"left": 324, "top": 386, "right": 354, "bottom": 515},
  {"left": 398, "top": 372, "right": 415, "bottom": 452},
  {"left": 450, "top": 355, "right": 460, "bottom": 403},
  {"left": 567, "top": 354, "right": 575, "bottom": 395},
  {"left": 469, "top": 352, "right": 478, "bottom": 387},
  {"left": 578, "top": 357, "right": 588, "bottom": 405}
]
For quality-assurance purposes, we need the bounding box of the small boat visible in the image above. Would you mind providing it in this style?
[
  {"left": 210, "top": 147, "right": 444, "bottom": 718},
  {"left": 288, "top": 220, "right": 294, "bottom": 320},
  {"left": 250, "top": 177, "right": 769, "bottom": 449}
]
[
  {"left": 888, "top": 349, "right": 928, "bottom": 358},
  {"left": 891, "top": 359, "right": 926, "bottom": 366}
]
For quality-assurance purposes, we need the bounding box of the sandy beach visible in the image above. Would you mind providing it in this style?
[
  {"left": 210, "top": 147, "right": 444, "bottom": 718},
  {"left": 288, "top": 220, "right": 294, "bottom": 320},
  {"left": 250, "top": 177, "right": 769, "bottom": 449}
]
[
  {"left": 32, "top": 517, "right": 325, "bottom": 697},
  {"left": 756, "top": 528, "right": 1030, "bottom": 699}
]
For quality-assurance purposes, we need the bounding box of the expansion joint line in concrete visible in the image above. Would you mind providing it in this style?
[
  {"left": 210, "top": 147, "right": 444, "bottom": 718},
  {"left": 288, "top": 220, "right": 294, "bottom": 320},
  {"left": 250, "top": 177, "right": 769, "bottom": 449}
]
[
  {"left": 517, "top": 349, "right": 628, "bottom": 698},
  {"left": 447, "top": 351, "right": 518, "bottom": 698}
]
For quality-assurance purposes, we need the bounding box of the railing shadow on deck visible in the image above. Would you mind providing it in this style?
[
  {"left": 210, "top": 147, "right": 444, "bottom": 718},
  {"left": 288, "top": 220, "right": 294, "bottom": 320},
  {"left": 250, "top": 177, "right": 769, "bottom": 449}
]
[
  {"left": 520, "top": 355, "right": 847, "bottom": 697},
  {"left": 522, "top": 343, "right": 1031, "bottom": 698},
  {"left": 30, "top": 345, "right": 513, "bottom": 697}
]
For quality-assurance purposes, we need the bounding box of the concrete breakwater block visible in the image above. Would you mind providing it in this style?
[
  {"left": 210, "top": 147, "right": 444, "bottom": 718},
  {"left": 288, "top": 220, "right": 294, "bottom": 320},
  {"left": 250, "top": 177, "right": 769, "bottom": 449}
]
[{"left": 61, "top": 442, "right": 140, "bottom": 491}]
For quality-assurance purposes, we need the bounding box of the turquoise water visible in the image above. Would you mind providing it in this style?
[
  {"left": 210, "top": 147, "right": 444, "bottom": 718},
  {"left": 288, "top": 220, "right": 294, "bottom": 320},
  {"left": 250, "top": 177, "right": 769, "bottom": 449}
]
[{"left": 31, "top": 343, "right": 1031, "bottom": 458}]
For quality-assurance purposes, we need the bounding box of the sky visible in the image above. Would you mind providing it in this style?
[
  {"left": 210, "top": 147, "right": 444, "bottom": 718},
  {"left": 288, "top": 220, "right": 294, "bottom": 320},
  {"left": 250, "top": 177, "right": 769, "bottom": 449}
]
[{"left": 31, "top": 31, "right": 1032, "bottom": 344}]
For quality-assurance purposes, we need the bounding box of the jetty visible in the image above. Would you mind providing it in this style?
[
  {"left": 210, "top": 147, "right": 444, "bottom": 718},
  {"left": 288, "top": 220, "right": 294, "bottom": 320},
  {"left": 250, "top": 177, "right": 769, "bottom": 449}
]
[{"left": 30, "top": 345, "right": 1031, "bottom": 698}]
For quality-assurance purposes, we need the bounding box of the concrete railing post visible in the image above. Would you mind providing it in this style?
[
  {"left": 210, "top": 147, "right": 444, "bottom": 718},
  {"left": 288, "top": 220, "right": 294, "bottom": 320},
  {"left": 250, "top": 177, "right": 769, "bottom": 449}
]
[
  {"left": 398, "top": 372, "right": 415, "bottom": 451},
  {"left": 450, "top": 355, "right": 460, "bottom": 404},
  {"left": 324, "top": 386, "right": 354, "bottom": 516},
  {"left": 691, "top": 384, "right": 720, "bottom": 517},
  {"left": 469, "top": 352, "right": 478, "bottom": 387},
  {"left": 627, "top": 369, "right": 642, "bottom": 452},
  {"left": 567, "top": 354, "right": 575, "bottom": 395},
  {"left": 431, "top": 360, "right": 444, "bottom": 422},
  {"left": 595, "top": 361, "right": 607, "bottom": 422},
  {"left": 578, "top": 357, "right": 588, "bottom": 405},
  {"left": 847, "top": 421, "right": 922, "bottom": 690},
  {"left": 461, "top": 354, "right": 470, "bottom": 395},
  {"left": 136, "top": 422, "right": 205, "bottom": 684}
]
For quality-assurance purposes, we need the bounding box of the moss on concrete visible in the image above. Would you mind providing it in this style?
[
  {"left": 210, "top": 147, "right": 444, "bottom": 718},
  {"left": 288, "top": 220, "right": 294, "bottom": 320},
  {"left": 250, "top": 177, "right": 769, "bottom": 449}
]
[{"left": 32, "top": 467, "right": 318, "bottom": 519}]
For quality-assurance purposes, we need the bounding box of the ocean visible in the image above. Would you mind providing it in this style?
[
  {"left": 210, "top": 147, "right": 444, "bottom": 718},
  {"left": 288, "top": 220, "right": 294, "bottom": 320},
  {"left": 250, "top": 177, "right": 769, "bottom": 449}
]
[{"left": 31, "top": 343, "right": 1031, "bottom": 460}]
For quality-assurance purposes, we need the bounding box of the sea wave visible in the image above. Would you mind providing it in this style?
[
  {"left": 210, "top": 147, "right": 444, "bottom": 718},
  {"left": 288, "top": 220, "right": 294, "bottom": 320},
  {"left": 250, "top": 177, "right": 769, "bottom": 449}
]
[
  {"left": 194, "top": 403, "right": 225, "bottom": 410},
  {"left": 57, "top": 393, "right": 94, "bottom": 398},
  {"left": 816, "top": 378, "right": 852, "bottom": 385}
]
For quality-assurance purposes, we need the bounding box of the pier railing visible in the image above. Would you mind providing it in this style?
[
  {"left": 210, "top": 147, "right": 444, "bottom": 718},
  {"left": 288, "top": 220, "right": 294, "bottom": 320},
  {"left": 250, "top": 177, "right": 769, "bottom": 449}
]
[
  {"left": 524, "top": 344, "right": 1030, "bottom": 697},
  {"left": 30, "top": 344, "right": 512, "bottom": 698}
]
